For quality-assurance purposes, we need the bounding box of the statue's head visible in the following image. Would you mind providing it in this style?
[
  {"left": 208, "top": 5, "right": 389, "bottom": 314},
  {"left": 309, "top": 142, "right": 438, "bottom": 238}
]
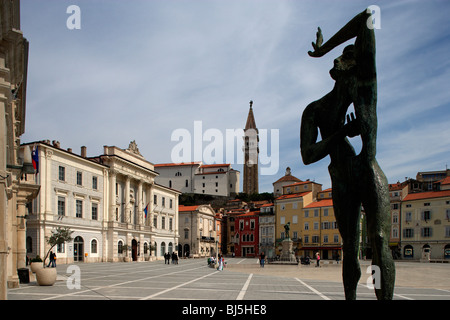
[{"left": 330, "top": 45, "right": 356, "bottom": 80}]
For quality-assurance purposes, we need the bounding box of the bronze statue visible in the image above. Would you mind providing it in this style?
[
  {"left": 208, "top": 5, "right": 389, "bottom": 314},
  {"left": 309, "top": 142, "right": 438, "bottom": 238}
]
[
  {"left": 284, "top": 222, "right": 290, "bottom": 239},
  {"left": 300, "top": 9, "right": 395, "bottom": 300}
]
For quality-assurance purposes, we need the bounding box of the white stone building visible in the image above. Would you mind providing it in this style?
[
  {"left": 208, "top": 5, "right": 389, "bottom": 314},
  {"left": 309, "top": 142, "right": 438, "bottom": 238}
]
[
  {"left": 24, "top": 140, "right": 180, "bottom": 263},
  {"left": 178, "top": 204, "right": 218, "bottom": 258},
  {"left": 154, "top": 162, "right": 239, "bottom": 197}
]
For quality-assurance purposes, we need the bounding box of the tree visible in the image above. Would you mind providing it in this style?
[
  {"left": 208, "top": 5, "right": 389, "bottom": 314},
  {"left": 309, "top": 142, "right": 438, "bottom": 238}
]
[{"left": 43, "top": 227, "right": 73, "bottom": 267}]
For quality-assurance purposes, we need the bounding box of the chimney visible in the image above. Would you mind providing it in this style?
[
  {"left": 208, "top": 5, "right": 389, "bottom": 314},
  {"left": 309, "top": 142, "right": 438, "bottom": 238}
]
[
  {"left": 67, "top": 148, "right": 72, "bottom": 153},
  {"left": 81, "top": 146, "right": 87, "bottom": 158}
]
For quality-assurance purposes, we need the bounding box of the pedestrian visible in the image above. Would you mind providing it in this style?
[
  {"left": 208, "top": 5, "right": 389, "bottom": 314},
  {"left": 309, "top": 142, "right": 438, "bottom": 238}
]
[
  {"left": 315, "top": 252, "right": 320, "bottom": 267},
  {"left": 164, "top": 252, "right": 169, "bottom": 264},
  {"left": 260, "top": 252, "right": 265, "bottom": 268},
  {"left": 52, "top": 252, "right": 57, "bottom": 267},
  {"left": 217, "top": 254, "right": 224, "bottom": 271},
  {"left": 47, "top": 251, "right": 53, "bottom": 267}
]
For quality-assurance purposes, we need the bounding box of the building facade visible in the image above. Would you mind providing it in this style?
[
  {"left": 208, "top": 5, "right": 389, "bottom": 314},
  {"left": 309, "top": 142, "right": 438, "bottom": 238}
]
[
  {"left": 178, "top": 204, "right": 217, "bottom": 258},
  {"left": 259, "top": 203, "right": 275, "bottom": 259},
  {"left": 272, "top": 167, "right": 302, "bottom": 198},
  {"left": 0, "top": 0, "right": 40, "bottom": 297},
  {"left": 234, "top": 210, "right": 259, "bottom": 257},
  {"left": 302, "top": 189, "right": 341, "bottom": 260},
  {"left": 401, "top": 189, "right": 450, "bottom": 260},
  {"left": 25, "top": 140, "right": 180, "bottom": 264},
  {"left": 154, "top": 162, "right": 239, "bottom": 197}
]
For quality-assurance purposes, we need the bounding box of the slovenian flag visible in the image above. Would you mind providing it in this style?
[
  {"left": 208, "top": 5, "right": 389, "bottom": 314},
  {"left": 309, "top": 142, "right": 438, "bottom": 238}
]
[
  {"left": 144, "top": 203, "right": 148, "bottom": 218},
  {"left": 32, "top": 145, "right": 39, "bottom": 174}
]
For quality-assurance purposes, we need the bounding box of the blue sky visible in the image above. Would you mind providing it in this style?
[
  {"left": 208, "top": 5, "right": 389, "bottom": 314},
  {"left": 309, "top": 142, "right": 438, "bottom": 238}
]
[{"left": 20, "top": 0, "right": 450, "bottom": 193}]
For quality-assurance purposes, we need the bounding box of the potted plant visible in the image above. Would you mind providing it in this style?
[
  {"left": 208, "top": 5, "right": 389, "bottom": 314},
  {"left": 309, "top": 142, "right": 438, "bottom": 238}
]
[
  {"left": 36, "top": 227, "right": 73, "bottom": 286},
  {"left": 30, "top": 255, "right": 43, "bottom": 273}
]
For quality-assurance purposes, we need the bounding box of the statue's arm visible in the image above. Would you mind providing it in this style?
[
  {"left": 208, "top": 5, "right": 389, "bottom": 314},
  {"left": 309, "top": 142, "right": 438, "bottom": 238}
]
[
  {"left": 308, "top": 9, "right": 374, "bottom": 58},
  {"left": 301, "top": 104, "right": 359, "bottom": 165}
]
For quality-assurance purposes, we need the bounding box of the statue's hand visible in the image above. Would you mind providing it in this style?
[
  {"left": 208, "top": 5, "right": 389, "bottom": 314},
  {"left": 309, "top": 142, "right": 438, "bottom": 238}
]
[
  {"left": 308, "top": 27, "right": 324, "bottom": 57},
  {"left": 343, "top": 112, "right": 360, "bottom": 138}
]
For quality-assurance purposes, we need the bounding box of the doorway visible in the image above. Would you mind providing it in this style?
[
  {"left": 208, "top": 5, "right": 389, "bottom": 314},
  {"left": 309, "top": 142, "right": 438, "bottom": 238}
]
[
  {"left": 73, "top": 236, "right": 84, "bottom": 262},
  {"left": 132, "top": 239, "right": 138, "bottom": 261}
]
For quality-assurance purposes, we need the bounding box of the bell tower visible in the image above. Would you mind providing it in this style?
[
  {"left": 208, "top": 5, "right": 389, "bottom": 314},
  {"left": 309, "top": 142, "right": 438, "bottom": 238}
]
[{"left": 243, "top": 101, "right": 259, "bottom": 194}]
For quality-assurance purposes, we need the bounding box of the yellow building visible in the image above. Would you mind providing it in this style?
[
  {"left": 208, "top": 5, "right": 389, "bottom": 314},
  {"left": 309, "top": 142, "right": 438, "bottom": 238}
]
[
  {"left": 274, "top": 181, "right": 321, "bottom": 255},
  {"left": 301, "top": 189, "right": 342, "bottom": 260}
]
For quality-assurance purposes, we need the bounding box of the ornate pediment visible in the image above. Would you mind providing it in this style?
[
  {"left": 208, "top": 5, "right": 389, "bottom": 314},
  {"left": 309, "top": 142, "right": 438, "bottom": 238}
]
[{"left": 126, "top": 140, "right": 142, "bottom": 157}]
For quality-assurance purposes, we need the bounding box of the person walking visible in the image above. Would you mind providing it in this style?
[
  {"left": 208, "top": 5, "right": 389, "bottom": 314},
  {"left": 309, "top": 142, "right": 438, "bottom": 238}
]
[
  {"left": 315, "top": 252, "right": 321, "bottom": 267},
  {"left": 47, "top": 251, "right": 54, "bottom": 267},
  {"left": 260, "top": 252, "right": 265, "bottom": 268}
]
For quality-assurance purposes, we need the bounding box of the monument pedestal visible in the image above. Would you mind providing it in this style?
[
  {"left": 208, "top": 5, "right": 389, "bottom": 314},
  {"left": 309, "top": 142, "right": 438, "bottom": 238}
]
[{"left": 280, "top": 239, "right": 297, "bottom": 264}]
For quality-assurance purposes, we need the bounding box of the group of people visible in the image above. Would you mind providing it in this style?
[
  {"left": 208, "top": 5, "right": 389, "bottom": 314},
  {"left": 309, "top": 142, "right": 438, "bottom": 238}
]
[
  {"left": 164, "top": 252, "right": 178, "bottom": 264},
  {"left": 47, "top": 251, "right": 57, "bottom": 267}
]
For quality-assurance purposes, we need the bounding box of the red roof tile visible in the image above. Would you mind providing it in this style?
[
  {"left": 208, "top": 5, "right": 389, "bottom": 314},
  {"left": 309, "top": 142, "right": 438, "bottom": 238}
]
[
  {"left": 304, "top": 199, "right": 333, "bottom": 208},
  {"left": 179, "top": 205, "right": 200, "bottom": 212},
  {"left": 275, "top": 192, "right": 310, "bottom": 201},
  {"left": 403, "top": 190, "right": 450, "bottom": 201}
]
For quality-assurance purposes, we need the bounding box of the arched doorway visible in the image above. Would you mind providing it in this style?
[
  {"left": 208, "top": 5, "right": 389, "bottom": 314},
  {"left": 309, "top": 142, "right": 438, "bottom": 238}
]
[
  {"left": 183, "top": 244, "right": 190, "bottom": 258},
  {"left": 403, "top": 245, "right": 413, "bottom": 259},
  {"left": 74, "top": 236, "right": 84, "bottom": 262},
  {"left": 444, "top": 244, "right": 450, "bottom": 259},
  {"left": 132, "top": 239, "right": 138, "bottom": 261}
]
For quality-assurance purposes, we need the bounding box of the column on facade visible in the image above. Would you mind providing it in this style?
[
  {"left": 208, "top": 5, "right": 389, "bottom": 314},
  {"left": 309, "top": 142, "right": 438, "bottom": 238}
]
[
  {"left": 137, "top": 181, "right": 143, "bottom": 226},
  {"left": 0, "top": 53, "right": 11, "bottom": 298},
  {"left": 125, "top": 177, "right": 130, "bottom": 224},
  {"left": 108, "top": 170, "right": 116, "bottom": 221}
]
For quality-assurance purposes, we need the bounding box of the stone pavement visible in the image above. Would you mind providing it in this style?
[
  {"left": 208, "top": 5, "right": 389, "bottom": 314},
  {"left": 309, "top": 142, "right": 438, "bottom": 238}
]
[{"left": 7, "top": 258, "right": 450, "bottom": 300}]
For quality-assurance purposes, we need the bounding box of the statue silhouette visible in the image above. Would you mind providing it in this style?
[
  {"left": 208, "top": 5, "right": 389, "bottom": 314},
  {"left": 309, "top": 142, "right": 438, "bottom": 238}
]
[{"left": 300, "top": 9, "right": 395, "bottom": 300}]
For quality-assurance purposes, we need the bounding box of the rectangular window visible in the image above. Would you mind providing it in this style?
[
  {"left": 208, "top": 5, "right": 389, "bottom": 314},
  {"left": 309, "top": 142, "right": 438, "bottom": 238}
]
[
  {"left": 170, "top": 199, "right": 173, "bottom": 209},
  {"left": 92, "top": 176, "right": 98, "bottom": 190},
  {"left": 169, "top": 218, "right": 173, "bottom": 230},
  {"left": 92, "top": 203, "right": 98, "bottom": 220},
  {"left": 304, "top": 222, "right": 309, "bottom": 230},
  {"left": 405, "top": 212, "right": 412, "bottom": 222},
  {"left": 162, "top": 197, "right": 165, "bottom": 207},
  {"left": 304, "top": 235, "right": 309, "bottom": 243},
  {"left": 421, "top": 227, "right": 432, "bottom": 237},
  {"left": 153, "top": 216, "right": 158, "bottom": 228},
  {"left": 323, "top": 235, "right": 329, "bottom": 243},
  {"left": 161, "top": 217, "right": 166, "bottom": 229},
  {"left": 334, "top": 234, "right": 339, "bottom": 243},
  {"left": 312, "top": 235, "right": 319, "bottom": 243},
  {"left": 58, "top": 166, "right": 65, "bottom": 181},
  {"left": 304, "top": 210, "right": 309, "bottom": 218},
  {"left": 77, "top": 171, "right": 82, "bottom": 186},
  {"left": 184, "top": 229, "right": 189, "bottom": 239},
  {"left": 422, "top": 210, "right": 431, "bottom": 221},
  {"left": 154, "top": 195, "right": 157, "bottom": 205},
  {"left": 403, "top": 228, "right": 414, "bottom": 238},
  {"left": 57, "top": 197, "right": 65, "bottom": 216},
  {"left": 76, "top": 200, "right": 83, "bottom": 218},
  {"left": 292, "top": 215, "right": 298, "bottom": 224}
]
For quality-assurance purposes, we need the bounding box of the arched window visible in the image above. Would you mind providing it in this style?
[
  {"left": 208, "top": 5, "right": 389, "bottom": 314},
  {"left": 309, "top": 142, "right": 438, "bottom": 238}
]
[
  {"left": 91, "top": 239, "right": 98, "bottom": 254},
  {"left": 118, "top": 240, "right": 124, "bottom": 254},
  {"left": 160, "top": 242, "right": 166, "bottom": 256},
  {"left": 175, "top": 172, "right": 182, "bottom": 177},
  {"left": 144, "top": 242, "right": 148, "bottom": 254},
  {"left": 168, "top": 242, "right": 173, "bottom": 253}
]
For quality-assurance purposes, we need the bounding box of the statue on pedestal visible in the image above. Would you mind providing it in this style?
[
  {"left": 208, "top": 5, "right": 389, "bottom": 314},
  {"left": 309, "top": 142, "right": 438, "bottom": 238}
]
[{"left": 300, "top": 9, "right": 395, "bottom": 300}]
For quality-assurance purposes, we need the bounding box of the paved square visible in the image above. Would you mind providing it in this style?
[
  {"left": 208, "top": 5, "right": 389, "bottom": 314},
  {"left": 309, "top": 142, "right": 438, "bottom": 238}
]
[{"left": 7, "top": 258, "right": 450, "bottom": 300}]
